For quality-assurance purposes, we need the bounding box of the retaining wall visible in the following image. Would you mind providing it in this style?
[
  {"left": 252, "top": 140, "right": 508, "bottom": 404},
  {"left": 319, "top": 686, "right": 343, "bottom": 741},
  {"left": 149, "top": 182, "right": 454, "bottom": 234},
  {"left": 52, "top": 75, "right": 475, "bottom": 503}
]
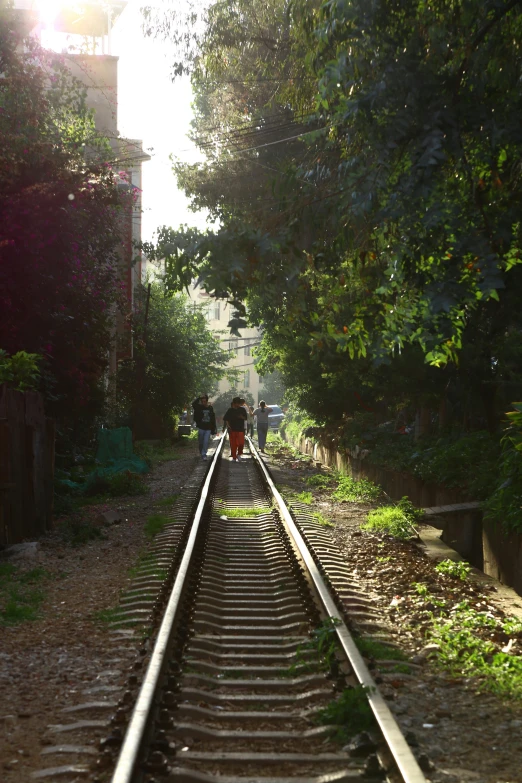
[{"left": 282, "top": 429, "right": 522, "bottom": 597}]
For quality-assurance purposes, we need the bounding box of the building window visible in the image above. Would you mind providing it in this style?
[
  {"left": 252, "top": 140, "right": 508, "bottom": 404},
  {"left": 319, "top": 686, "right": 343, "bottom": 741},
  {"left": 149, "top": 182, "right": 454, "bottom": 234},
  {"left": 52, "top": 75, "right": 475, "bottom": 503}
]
[
  {"left": 244, "top": 370, "right": 250, "bottom": 388},
  {"left": 206, "top": 301, "right": 220, "bottom": 321},
  {"left": 229, "top": 339, "right": 238, "bottom": 353},
  {"left": 244, "top": 344, "right": 251, "bottom": 356}
]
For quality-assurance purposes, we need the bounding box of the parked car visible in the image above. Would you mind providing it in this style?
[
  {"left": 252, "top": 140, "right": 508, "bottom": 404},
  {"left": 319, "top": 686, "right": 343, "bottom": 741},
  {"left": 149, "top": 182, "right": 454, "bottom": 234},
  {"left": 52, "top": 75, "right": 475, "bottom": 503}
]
[{"left": 267, "top": 404, "right": 285, "bottom": 429}]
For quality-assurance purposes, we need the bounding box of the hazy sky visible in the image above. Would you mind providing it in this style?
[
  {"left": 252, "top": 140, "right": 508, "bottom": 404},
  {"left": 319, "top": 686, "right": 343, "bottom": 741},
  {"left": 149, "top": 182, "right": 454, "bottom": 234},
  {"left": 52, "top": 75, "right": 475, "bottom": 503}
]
[
  {"left": 113, "top": 1, "right": 208, "bottom": 242},
  {"left": 34, "top": 0, "right": 208, "bottom": 242}
]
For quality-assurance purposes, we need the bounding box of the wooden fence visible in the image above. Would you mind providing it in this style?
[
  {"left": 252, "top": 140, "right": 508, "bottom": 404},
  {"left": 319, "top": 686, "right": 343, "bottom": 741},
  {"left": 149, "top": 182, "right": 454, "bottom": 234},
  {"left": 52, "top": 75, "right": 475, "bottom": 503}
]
[{"left": 0, "top": 385, "right": 55, "bottom": 547}]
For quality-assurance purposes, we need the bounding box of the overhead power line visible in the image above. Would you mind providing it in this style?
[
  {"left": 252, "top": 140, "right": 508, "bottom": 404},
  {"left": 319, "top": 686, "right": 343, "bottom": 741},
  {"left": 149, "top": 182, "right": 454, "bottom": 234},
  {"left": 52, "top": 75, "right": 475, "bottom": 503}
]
[
  {"left": 190, "top": 109, "right": 318, "bottom": 142},
  {"left": 214, "top": 127, "right": 327, "bottom": 155}
]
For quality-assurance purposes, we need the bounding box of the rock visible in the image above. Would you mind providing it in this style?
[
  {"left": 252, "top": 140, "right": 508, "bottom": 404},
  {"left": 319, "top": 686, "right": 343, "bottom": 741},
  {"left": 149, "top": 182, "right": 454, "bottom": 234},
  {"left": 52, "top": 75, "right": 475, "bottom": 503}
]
[
  {"left": 418, "top": 753, "right": 435, "bottom": 772},
  {"left": 94, "top": 511, "right": 124, "bottom": 527},
  {"left": 435, "top": 705, "right": 452, "bottom": 718},
  {"left": 0, "top": 542, "right": 40, "bottom": 560},
  {"left": 344, "top": 731, "right": 377, "bottom": 757},
  {"left": 405, "top": 730, "right": 419, "bottom": 747},
  {"left": 363, "top": 754, "right": 384, "bottom": 778}
]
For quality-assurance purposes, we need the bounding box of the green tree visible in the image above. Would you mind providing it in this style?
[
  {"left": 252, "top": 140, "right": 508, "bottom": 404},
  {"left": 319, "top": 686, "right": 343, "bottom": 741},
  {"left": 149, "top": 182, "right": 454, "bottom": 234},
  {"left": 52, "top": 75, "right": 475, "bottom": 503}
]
[
  {"left": 258, "top": 371, "right": 286, "bottom": 405},
  {"left": 116, "top": 283, "right": 228, "bottom": 434},
  {"left": 212, "top": 388, "right": 255, "bottom": 419},
  {"left": 144, "top": 0, "right": 522, "bottom": 431}
]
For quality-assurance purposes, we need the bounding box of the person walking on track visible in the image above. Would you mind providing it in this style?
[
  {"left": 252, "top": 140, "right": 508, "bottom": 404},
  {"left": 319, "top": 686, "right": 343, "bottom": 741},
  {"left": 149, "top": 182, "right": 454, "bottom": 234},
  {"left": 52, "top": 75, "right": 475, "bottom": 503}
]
[
  {"left": 223, "top": 396, "right": 247, "bottom": 461},
  {"left": 253, "top": 400, "right": 272, "bottom": 452},
  {"left": 192, "top": 395, "right": 217, "bottom": 461}
]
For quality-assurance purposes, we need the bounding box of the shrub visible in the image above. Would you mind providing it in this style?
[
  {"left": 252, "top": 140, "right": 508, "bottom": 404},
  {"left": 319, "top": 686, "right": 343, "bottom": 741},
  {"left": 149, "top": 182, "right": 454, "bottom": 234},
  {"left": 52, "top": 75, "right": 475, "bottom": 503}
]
[
  {"left": 305, "top": 474, "right": 335, "bottom": 490},
  {"left": 145, "top": 514, "right": 171, "bottom": 539},
  {"left": 0, "top": 349, "right": 41, "bottom": 391},
  {"left": 333, "top": 475, "right": 381, "bottom": 503},
  {"left": 315, "top": 686, "right": 375, "bottom": 742},
  {"left": 396, "top": 496, "right": 424, "bottom": 525},
  {"left": 435, "top": 558, "right": 471, "bottom": 581},
  {"left": 83, "top": 470, "right": 147, "bottom": 497},
  {"left": 362, "top": 506, "right": 415, "bottom": 539}
]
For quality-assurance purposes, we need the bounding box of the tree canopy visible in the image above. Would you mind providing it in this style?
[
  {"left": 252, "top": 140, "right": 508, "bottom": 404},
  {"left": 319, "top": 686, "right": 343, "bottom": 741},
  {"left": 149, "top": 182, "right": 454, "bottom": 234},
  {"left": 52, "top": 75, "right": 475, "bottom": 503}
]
[{"left": 143, "top": 0, "right": 522, "bottom": 429}]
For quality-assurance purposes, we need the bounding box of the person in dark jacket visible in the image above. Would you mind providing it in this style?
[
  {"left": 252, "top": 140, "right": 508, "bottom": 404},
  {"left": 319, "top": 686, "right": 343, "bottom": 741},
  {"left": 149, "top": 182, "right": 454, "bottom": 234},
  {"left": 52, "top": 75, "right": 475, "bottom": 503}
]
[
  {"left": 222, "top": 396, "right": 247, "bottom": 461},
  {"left": 192, "top": 395, "right": 217, "bottom": 461}
]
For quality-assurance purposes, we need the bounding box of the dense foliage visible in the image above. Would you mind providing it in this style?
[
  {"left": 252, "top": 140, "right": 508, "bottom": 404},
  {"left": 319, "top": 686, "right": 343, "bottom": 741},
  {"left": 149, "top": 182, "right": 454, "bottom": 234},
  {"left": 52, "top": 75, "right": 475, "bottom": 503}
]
[
  {"left": 0, "top": 350, "right": 41, "bottom": 392},
  {"left": 143, "top": 0, "right": 522, "bottom": 434},
  {"left": 115, "top": 283, "right": 229, "bottom": 433}
]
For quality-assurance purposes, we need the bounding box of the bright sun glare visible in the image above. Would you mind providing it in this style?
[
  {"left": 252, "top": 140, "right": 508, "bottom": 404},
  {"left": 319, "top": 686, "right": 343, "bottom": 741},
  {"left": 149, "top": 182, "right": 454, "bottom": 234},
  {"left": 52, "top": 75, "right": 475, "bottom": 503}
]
[{"left": 35, "top": 0, "right": 62, "bottom": 30}]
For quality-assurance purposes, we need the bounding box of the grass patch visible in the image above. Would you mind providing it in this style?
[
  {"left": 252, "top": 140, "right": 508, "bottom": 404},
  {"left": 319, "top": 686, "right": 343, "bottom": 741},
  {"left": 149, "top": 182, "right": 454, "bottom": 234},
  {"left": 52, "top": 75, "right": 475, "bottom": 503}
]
[
  {"left": 217, "top": 505, "right": 273, "bottom": 518},
  {"left": 362, "top": 506, "right": 415, "bottom": 539},
  {"left": 396, "top": 496, "right": 424, "bottom": 524},
  {"left": 355, "top": 636, "right": 408, "bottom": 661},
  {"left": 155, "top": 493, "right": 179, "bottom": 508},
  {"left": 333, "top": 475, "right": 381, "bottom": 503},
  {"left": 315, "top": 686, "right": 375, "bottom": 742},
  {"left": 312, "top": 511, "right": 334, "bottom": 528},
  {"left": 390, "top": 663, "right": 412, "bottom": 674},
  {"left": 0, "top": 564, "right": 51, "bottom": 625},
  {"left": 295, "top": 491, "right": 313, "bottom": 504},
  {"left": 145, "top": 514, "right": 172, "bottom": 539},
  {"left": 134, "top": 438, "right": 190, "bottom": 466},
  {"left": 84, "top": 470, "right": 148, "bottom": 498},
  {"left": 305, "top": 474, "right": 335, "bottom": 490},
  {"left": 428, "top": 601, "right": 522, "bottom": 699},
  {"left": 293, "top": 618, "right": 342, "bottom": 673},
  {"left": 58, "top": 514, "right": 106, "bottom": 546},
  {"left": 93, "top": 606, "right": 124, "bottom": 624},
  {"left": 435, "top": 558, "right": 471, "bottom": 581},
  {"left": 408, "top": 584, "right": 522, "bottom": 699}
]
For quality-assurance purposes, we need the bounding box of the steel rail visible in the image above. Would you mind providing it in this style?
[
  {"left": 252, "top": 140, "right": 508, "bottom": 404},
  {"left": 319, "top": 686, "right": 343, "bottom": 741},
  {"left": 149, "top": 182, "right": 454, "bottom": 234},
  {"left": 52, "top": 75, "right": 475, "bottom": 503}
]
[
  {"left": 248, "top": 436, "right": 427, "bottom": 783},
  {"left": 111, "top": 434, "right": 226, "bottom": 783}
]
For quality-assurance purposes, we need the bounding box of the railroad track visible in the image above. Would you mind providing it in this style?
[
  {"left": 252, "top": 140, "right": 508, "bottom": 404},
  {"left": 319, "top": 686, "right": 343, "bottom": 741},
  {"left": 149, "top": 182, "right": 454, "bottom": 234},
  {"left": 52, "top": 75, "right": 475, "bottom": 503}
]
[{"left": 103, "top": 435, "right": 426, "bottom": 783}]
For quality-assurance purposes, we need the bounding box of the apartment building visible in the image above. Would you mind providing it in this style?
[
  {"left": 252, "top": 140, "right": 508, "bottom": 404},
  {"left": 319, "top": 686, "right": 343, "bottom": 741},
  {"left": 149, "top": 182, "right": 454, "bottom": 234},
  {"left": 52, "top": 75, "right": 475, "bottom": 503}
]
[{"left": 191, "top": 290, "right": 264, "bottom": 404}]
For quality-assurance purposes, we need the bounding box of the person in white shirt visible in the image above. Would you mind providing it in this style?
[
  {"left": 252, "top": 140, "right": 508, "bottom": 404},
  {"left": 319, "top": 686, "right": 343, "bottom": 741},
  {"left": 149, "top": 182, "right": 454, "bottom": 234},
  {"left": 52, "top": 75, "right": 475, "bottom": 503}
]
[{"left": 253, "top": 400, "right": 272, "bottom": 452}]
